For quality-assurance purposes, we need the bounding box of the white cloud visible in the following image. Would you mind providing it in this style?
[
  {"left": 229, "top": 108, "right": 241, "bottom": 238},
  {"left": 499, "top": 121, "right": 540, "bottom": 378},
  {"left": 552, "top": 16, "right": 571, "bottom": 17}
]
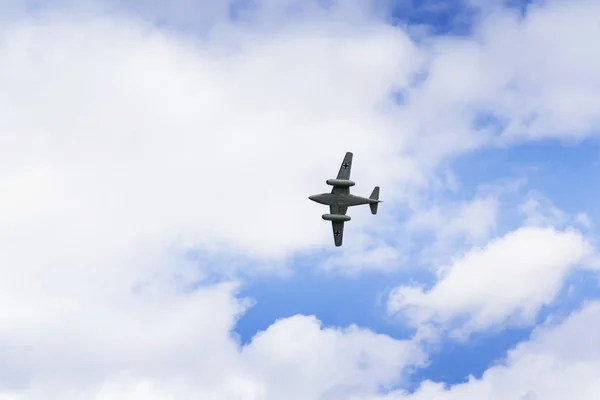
[
  {"left": 484, "top": 0, "right": 600, "bottom": 142},
  {"left": 406, "top": 195, "right": 499, "bottom": 243},
  {"left": 408, "top": 0, "right": 600, "bottom": 151},
  {"left": 388, "top": 226, "right": 594, "bottom": 337},
  {"left": 372, "top": 300, "right": 600, "bottom": 400},
  {"left": 0, "top": 281, "right": 425, "bottom": 399},
  {"left": 2, "top": 0, "right": 600, "bottom": 271},
  {"left": 0, "top": 7, "right": 424, "bottom": 266},
  {"left": 398, "top": 193, "right": 500, "bottom": 271},
  {"left": 2, "top": 0, "right": 600, "bottom": 398},
  {"left": 519, "top": 190, "right": 570, "bottom": 228},
  {"left": 574, "top": 212, "right": 593, "bottom": 229},
  {"left": 519, "top": 190, "right": 596, "bottom": 235},
  {"left": 0, "top": 5, "right": 429, "bottom": 399},
  {"left": 242, "top": 316, "right": 425, "bottom": 399}
]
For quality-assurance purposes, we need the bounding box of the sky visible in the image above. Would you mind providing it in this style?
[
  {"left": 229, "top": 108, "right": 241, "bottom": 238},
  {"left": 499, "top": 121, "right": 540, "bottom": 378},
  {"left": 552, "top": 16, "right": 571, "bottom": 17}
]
[{"left": 1, "top": 0, "right": 600, "bottom": 399}]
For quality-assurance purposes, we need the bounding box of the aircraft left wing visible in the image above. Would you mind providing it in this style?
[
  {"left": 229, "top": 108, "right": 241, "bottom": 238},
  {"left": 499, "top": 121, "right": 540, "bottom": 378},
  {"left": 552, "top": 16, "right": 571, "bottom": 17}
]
[
  {"left": 332, "top": 221, "right": 344, "bottom": 247},
  {"left": 336, "top": 152, "right": 353, "bottom": 180}
]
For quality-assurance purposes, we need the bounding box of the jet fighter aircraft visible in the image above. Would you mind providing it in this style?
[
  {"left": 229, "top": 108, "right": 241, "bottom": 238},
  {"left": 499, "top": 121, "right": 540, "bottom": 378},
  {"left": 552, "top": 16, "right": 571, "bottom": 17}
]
[{"left": 308, "top": 152, "right": 381, "bottom": 246}]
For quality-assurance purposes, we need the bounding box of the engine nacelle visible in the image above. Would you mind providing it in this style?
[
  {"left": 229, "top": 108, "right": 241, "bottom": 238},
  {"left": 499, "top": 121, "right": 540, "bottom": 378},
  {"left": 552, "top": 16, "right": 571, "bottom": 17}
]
[
  {"left": 326, "top": 179, "right": 355, "bottom": 187},
  {"left": 322, "top": 214, "right": 351, "bottom": 222}
]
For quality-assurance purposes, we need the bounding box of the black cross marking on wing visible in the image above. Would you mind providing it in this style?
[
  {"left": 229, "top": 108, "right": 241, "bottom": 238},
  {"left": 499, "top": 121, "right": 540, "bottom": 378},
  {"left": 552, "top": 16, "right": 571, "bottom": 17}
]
[
  {"left": 334, "top": 230, "right": 341, "bottom": 236},
  {"left": 342, "top": 162, "right": 350, "bottom": 169}
]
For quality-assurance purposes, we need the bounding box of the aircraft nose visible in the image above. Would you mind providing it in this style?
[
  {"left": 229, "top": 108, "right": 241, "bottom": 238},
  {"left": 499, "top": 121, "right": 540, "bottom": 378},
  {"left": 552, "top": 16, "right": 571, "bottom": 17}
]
[{"left": 308, "top": 195, "right": 316, "bottom": 201}]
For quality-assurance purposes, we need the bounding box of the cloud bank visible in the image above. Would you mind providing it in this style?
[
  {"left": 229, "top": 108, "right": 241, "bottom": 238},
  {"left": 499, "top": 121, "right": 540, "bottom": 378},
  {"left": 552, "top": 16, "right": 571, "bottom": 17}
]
[{"left": 1, "top": 0, "right": 599, "bottom": 398}]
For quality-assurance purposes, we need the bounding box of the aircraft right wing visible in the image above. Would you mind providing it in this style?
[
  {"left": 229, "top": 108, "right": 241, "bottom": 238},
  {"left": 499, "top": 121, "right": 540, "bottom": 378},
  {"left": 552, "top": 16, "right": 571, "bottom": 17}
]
[
  {"left": 331, "top": 221, "right": 344, "bottom": 247},
  {"left": 336, "top": 152, "right": 353, "bottom": 180}
]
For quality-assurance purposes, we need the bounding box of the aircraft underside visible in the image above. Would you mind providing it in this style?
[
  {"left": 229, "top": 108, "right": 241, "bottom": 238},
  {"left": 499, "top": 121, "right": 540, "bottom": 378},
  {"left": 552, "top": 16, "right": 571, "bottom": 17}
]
[{"left": 308, "top": 152, "right": 381, "bottom": 247}]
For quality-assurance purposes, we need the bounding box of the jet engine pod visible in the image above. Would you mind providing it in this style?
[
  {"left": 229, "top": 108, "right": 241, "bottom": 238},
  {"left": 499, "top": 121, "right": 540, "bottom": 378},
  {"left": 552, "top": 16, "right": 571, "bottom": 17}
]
[
  {"left": 322, "top": 214, "right": 351, "bottom": 222},
  {"left": 326, "top": 179, "right": 355, "bottom": 187}
]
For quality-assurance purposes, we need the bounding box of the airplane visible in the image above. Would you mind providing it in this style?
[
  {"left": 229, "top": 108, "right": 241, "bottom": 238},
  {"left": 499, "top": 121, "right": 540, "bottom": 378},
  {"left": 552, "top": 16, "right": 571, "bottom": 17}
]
[{"left": 308, "top": 152, "right": 381, "bottom": 246}]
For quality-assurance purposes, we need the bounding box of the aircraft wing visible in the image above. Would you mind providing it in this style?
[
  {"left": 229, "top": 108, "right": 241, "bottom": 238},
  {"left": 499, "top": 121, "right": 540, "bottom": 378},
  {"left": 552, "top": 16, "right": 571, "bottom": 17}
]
[
  {"left": 336, "top": 152, "right": 353, "bottom": 180},
  {"left": 331, "top": 221, "right": 344, "bottom": 247}
]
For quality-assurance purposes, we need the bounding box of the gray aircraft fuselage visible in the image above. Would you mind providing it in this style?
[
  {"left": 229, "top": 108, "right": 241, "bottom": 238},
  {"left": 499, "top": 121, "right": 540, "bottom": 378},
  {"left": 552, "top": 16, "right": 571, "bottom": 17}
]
[
  {"left": 309, "top": 152, "right": 380, "bottom": 246},
  {"left": 308, "top": 193, "right": 374, "bottom": 210}
]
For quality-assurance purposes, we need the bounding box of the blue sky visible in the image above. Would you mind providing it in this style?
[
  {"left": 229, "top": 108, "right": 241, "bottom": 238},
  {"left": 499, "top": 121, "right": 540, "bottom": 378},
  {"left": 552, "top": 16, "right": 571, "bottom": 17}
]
[
  {"left": 1, "top": 0, "right": 600, "bottom": 398},
  {"left": 234, "top": 133, "right": 600, "bottom": 387},
  {"left": 232, "top": 0, "right": 600, "bottom": 390}
]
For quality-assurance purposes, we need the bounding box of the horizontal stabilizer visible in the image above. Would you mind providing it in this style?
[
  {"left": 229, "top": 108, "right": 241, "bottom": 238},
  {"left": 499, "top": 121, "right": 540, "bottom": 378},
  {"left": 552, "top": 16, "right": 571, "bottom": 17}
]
[
  {"left": 369, "top": 202, "right": 379, "bottom": 215},
  {"left": 369, "top": 186, "right": 380, "bottom": 215},
  {"left": 370, "top": 186, "right": 380, "bottom": 201}
]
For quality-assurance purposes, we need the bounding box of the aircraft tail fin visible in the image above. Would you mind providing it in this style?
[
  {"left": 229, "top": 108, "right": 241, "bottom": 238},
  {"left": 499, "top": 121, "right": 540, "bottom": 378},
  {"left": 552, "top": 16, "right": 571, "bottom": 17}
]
[{"left": 369, "top": 186, "right": 380, "bottom": 215}]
